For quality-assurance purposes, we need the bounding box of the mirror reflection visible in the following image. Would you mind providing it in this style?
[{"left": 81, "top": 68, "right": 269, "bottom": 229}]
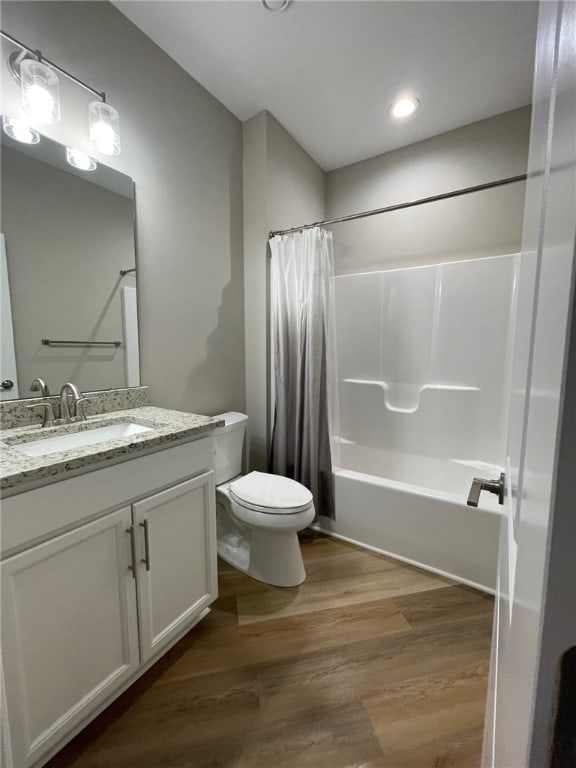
[{"left": 0, "top": 126, "right": 139, "bottom": 400}]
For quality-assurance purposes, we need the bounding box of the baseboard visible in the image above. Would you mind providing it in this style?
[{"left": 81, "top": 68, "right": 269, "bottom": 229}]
[{"left": 310, "top": 523, "right": 495, "bottom": 596}]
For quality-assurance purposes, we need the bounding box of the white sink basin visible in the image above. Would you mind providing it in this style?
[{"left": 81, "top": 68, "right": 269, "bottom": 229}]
[{"left": 11, "top": 422, "right": 153, "bottom": 457}]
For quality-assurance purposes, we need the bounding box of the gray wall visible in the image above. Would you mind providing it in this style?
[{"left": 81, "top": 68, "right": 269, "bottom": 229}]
[
  {"left": 243, "top": 111, "right": 325, "bottom": 469},
  {"left": 1, "top": 1, "right": 245, "bottom": 415},
  {"left": 326, "top": 107, "right": 531, "bottom": 274},
  {"left": 2, "top": 146, "right": 134, "bottom": 394}
]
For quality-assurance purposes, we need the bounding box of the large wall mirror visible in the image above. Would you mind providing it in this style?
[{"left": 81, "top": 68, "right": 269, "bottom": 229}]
[{"left": 0, "top": 125, "right": 139, "bottom": 401}]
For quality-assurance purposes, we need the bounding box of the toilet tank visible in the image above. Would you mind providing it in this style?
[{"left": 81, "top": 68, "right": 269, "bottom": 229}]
[{"left": 213, "top": 412, "right": 248, "bottom": 485}]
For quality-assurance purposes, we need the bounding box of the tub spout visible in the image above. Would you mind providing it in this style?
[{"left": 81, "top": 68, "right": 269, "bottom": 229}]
[{"left": 467, "top": 473, "right": 505, "bottom": 507}]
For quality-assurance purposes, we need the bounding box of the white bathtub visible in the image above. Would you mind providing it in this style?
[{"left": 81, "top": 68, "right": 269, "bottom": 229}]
[{"left": 315, "top": 445, "right": 501, "bottom": 593}]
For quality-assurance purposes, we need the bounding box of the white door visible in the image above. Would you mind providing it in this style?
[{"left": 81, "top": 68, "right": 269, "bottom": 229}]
[
  {"left": 0, "top": 235, "right": 20, "bottom": 400},
  {"left": 1, "top": 507, "right": 140, "bottom": 768},
  {"left": 483, "top": 2, "right": 576, "bottom": 766},
  {"left": 133, "top": 472, "right": 218, "bottom": 663}
]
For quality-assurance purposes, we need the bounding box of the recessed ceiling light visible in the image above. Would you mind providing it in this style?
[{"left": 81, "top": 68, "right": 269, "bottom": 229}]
[{"left": 390, "top": 97, "right": 420, "bottom": 119}]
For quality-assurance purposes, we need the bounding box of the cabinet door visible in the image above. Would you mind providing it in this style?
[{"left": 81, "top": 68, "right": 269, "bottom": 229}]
[
  {"left": 133, "top": 471, "right": 218, "bottom": 662},
  {"left": 1, "top": 507, "right": 139, "bottom": 768}
]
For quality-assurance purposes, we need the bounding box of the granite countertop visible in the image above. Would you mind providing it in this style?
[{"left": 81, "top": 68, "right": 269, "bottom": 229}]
[{"left": 0, "top": 406, "right": 224, "bottom": 494}]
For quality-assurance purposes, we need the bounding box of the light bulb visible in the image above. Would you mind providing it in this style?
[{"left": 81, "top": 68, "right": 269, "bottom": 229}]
[
  {"left": 24, "top": 84, "right": 54, "bottom": 122},
  {"left": 2, "top": 116, "right": 40, "bottom": 144},
  {"left": 89, "top": 101, "right": 121, "bottom": 156},
  {"left": 66, "top": 147, "right": 97, "bottom": 171},
  {"left": 390, "top": 97, "right": 420, "bottom": 119},
  {"left": 91, "top": 121, "right": 116, "bottom": 154},
  {"left": 21, "top": 59, "right": 61, "bottom": 125}
]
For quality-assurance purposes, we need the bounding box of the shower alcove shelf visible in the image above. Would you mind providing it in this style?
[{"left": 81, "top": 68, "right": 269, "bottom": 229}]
[{"left": 342, "top": 379, "right": 480, "bottom": 414}]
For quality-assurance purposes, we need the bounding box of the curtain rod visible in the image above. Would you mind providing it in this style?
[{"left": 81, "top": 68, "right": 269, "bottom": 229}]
[{"left": 268, "top": 173, "right": 528, "bottom": 239}]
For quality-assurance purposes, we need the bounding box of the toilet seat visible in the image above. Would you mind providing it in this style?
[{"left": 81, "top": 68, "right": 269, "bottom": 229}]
[{"left": 229, "top": 471, "right": 313, "bottom": 515}]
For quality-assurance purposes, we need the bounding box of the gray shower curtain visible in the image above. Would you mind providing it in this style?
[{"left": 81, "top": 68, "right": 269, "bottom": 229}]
[{"left": 269, "top": 227, "right": 336, "bottom": 519}]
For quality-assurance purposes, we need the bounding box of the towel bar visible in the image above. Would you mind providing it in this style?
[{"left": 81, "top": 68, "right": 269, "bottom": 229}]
[{"left": 41, "top": 339, "right": 122, "bottom": 348}]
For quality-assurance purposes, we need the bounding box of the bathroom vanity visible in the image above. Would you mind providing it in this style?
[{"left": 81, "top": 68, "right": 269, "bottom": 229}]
[
  {"left": 0, "top": 108, "right": 224, "bottom": 766},
  {"left": 0, "top": 404, "right": 222, "bottom": 768}
]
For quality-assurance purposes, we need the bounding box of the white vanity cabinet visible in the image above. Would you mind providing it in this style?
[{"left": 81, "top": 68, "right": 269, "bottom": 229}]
[
  {"left": 134, "top": 471, "right": 217, "bottom": 662},
  {"left": 1, "top": 507, "right": 140, "bottom": 767},
  {"left": 1, "top": 436, "right": 218, "bottom": 768}
]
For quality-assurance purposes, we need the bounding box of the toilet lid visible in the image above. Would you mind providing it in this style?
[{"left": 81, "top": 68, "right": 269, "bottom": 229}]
[{"left": 230, "top": 471, "right": 313, "bottom": 514}]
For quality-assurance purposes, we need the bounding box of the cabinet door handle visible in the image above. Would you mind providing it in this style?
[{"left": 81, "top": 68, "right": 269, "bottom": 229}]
[
  {"left": 140, "top": 519, "right": 151, "bottom": 571},
  {"left": 126, "top": 526, "right": 137, "bottom": 578}
]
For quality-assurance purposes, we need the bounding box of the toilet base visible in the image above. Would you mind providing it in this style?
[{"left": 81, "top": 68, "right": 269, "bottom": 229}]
[
  {"left": 217, "top": 528, "right": 307, "bottom": 588},
  {"left": 217, "top": 533, "right": 250, "bottom": 573},
  {"left": 247, "top": 529, "right": 307, "bottom": 587}
]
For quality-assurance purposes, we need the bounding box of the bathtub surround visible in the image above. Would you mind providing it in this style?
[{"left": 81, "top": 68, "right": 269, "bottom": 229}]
[
  {"left": 269, "top": 228, "right": 335, "bottom": 518},
  {"left": 243, "top": 111, "right": 325, "bottom": 470},
  {"left": 315, "top": 253, "right": 519, "bottom": 592},
  {"left": 332, "top": 255, "right": 518, "bottom": 469},
  {"left": 326, "top": 107, "right": 530, "bottom": 274},
  {"left": 1, "top": 1, "right": 245, "bottom": 416}
]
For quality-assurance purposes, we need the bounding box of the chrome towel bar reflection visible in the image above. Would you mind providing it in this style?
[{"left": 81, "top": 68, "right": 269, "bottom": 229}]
[{"left": 41, "top": 338, "right": 122, "bottom": 348}]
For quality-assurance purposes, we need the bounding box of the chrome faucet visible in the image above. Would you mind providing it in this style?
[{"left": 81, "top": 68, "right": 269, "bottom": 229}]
[
  {"left": 59, "top": 383, "right": 87, "bottom": 424},
  {"left": 29, "top": 378, "right": 50, "bottom": 397}
]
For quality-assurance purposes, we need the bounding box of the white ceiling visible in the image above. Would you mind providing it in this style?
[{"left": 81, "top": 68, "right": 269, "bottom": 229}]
[{"left": 114, "top": 0, "right": 538, "bottom": 171}]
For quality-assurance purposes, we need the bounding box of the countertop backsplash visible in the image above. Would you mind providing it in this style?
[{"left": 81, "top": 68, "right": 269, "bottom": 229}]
[{"left": 0, "top": 387, "right": 150, "bottom": 430}]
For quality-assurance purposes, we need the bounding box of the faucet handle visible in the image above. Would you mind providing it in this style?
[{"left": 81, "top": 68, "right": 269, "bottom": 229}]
[
  {"left": 74, "top": 397, "right": 88, "bottom": 422},
  {"left": 26, "top": 402, "right": 55, "bottom": 428}
]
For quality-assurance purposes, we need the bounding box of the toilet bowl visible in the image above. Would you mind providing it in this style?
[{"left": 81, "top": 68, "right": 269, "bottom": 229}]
[{"left": 213, "top": 414, "right": 315, "bottom": 587}]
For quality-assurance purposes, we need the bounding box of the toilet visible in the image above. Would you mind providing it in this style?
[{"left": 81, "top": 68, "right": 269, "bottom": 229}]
[{"left": 213, "top": 412, "right": 315, "bottom": 587}]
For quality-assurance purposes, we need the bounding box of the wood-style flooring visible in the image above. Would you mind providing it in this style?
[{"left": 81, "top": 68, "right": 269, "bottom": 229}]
[{"left": 47, "top": 533, "right": 494, "bottom": 768}]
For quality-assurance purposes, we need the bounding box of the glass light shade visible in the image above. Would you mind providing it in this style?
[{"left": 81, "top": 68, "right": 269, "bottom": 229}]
[
  {"left": 21, "top": 59, "right": 61, "bottom": 125},
  {"left": 89, "top": 101, "right": 121, "bottom": 156},
  {"left": 2, "top": 116, "right": 40, "bottom": 144},
  {"left": 66, "top": 147, "right": 97, "bottom": 171}
]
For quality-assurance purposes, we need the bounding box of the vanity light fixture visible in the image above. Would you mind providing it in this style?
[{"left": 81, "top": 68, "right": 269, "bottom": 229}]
[
  {"left": 2, "top": 115, "right": 40, "bottom": 144},
  {"left": 390, "top": 96, "right": 420, "bottom": 119},
  {"left": 1, "top": 29, "right": 121, "bottom": 155},
  {"left": 66, "top": 147, "right": 97, "bottom": 172}
]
